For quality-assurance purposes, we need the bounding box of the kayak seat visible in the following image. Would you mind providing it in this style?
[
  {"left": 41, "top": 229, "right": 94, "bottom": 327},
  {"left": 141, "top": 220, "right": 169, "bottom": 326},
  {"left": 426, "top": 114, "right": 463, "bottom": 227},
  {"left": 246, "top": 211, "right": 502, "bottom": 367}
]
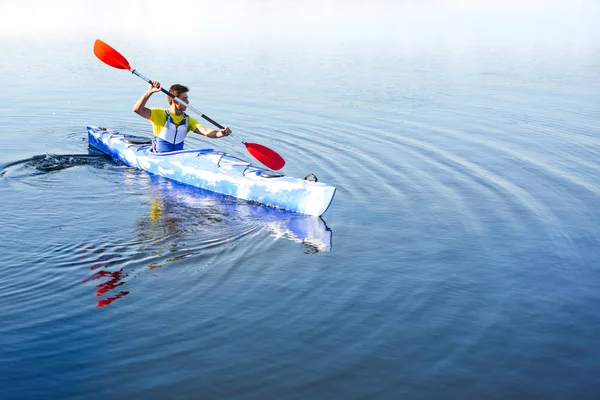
[{"left": 122, "top": 135, "right": 153, "bottom": 145}]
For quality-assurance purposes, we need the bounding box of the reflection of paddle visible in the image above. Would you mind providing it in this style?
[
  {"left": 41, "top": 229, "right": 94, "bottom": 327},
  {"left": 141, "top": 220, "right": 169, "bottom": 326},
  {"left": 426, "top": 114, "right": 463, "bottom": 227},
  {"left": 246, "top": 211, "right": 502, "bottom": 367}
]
[{"left": 93, "top": 39, "right": 286, "bottom": 170}]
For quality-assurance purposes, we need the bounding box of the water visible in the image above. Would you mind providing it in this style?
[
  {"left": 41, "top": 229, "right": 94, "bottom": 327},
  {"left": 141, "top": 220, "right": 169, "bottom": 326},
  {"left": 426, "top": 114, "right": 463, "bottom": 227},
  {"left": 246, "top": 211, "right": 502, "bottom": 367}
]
[{"left": 2, "top": 18, "right": 600, "bottom": 400}]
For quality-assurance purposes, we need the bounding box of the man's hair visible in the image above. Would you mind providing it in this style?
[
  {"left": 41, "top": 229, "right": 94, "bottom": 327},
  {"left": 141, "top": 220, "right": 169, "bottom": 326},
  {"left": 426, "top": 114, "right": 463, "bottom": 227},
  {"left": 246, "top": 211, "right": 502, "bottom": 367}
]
[{"left": 167, "top": 84, "right": 189, "bottom": 104}]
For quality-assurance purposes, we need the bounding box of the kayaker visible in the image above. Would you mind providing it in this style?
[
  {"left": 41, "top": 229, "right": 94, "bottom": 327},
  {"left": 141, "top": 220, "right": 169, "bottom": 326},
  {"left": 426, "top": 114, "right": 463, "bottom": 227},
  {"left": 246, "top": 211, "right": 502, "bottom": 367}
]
[{"left": 133, "top": 81, "right": 231, "bottom": 152}]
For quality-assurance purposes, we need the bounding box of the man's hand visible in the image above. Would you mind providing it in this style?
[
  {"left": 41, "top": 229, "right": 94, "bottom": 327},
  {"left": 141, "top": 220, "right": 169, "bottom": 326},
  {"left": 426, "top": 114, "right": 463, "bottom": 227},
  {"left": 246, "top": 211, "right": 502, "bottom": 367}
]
[
  {"left": 148, "top": 80, "right": 162, "bottom": 94},
  {"left": 220, "top": 126, "right": 231, "bottom": 137}
]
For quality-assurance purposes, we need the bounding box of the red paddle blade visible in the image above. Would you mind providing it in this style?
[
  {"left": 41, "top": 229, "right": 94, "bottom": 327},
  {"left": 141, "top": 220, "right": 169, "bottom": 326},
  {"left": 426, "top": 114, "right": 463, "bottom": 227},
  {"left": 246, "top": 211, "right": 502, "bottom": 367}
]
[
  {"left": 93, "top": 39, "right": 131, "bottom": 70},
  {"left": 245, "top": 142, "right": 286, "bottom": 170}
]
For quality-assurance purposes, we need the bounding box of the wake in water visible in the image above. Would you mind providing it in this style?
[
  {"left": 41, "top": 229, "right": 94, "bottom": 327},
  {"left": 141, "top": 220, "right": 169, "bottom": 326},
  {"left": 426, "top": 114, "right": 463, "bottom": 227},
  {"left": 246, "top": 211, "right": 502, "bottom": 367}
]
[{"left": 0, "top": 153, "right": 108, "bottom": 178}]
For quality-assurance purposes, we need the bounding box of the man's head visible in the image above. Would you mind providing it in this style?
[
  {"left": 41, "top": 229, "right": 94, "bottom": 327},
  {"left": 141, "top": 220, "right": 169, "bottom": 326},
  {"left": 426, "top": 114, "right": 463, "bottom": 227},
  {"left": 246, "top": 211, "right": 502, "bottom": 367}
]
[{"left": 168, "top": 84, "right": 189, "bottom": 111}]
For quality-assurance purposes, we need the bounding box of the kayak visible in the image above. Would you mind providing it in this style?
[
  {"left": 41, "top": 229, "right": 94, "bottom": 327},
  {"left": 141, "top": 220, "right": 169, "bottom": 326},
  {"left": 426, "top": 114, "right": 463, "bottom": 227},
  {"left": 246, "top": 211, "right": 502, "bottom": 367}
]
[{"left": 87, "top": 126, "right": 336, "bottom": 216}]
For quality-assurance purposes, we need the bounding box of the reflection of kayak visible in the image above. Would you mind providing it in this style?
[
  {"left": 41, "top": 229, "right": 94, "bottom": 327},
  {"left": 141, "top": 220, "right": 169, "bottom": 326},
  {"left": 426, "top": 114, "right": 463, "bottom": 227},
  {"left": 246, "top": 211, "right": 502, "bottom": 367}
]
[
  {"left": 264, "top": 215, "right": 332, "bottom": 252},
  {"left": 87, "top": 126, "right": 336, "bottom": 216},
  {"left": 140, "top": 176, "right": 334, "bottom": 252}
]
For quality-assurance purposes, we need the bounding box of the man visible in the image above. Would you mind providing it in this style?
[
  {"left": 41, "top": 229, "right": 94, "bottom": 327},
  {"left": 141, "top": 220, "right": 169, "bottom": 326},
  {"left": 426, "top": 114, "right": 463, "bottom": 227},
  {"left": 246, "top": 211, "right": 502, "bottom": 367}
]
[{"left": 133, "top": 81, "right": 231, "bottom": 152}]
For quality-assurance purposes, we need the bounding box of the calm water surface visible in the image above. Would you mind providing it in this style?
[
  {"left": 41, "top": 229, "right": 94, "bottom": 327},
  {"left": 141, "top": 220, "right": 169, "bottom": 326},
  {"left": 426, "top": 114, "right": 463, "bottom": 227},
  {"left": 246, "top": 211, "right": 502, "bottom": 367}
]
[{"left": 1, "top": 36, "right": 600, "bottom": 399}]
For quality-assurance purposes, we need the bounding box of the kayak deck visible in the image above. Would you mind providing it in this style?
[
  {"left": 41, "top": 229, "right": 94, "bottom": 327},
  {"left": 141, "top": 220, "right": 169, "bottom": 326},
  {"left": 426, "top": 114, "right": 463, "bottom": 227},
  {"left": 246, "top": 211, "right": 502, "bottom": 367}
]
[{"left": 87, "top": 126, "right": 336, "bottom": 216}]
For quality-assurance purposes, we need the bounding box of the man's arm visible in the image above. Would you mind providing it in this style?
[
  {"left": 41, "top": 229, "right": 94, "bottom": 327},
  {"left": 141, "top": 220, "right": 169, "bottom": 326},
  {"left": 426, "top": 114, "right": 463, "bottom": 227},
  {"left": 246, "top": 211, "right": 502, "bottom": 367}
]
[
  {"left": 193, "top": 125, "right": 232, "bottom": 138},
  {"left": 133, "top": 81, "right": 161, "bottom": 119}
]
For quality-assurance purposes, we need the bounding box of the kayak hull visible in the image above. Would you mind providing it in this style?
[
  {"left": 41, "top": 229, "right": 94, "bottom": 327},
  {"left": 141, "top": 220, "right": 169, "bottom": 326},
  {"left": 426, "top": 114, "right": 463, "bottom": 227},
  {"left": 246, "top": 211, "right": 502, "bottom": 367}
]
[{"left": 87, "top": 126, "right": 336, "bottom": 216}]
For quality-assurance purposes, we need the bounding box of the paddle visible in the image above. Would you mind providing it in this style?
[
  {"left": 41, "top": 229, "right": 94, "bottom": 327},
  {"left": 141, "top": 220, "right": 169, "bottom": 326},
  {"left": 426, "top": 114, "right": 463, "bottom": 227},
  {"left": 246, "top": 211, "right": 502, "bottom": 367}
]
[{"left": 93, "top": 39, "right": 285, "bottom": 170}]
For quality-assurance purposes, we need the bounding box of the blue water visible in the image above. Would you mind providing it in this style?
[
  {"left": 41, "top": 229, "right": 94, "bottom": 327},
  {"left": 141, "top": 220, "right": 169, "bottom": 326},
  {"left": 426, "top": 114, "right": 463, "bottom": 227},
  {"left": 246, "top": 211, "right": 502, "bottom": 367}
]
[{"left": 2, "top": 32, "right": 600, "bottom": 399}]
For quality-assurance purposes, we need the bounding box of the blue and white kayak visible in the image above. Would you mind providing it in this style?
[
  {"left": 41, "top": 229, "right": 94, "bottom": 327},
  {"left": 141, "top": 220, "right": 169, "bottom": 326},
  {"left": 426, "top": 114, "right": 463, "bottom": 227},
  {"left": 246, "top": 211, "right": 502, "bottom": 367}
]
[{"left": 87, "top": 126, "right": 336, "bottom": 216}]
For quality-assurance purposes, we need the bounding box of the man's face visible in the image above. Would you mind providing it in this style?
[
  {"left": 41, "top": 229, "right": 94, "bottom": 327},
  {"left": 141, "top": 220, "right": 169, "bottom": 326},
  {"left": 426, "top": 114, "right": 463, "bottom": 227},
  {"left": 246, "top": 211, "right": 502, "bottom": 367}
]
[{"left": 176, "top": 92, "right": 189, "bottom": 111}]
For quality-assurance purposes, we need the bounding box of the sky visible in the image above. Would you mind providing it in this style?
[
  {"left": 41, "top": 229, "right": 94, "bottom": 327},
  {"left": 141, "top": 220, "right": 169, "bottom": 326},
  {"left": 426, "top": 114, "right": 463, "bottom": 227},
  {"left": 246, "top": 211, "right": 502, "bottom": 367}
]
[{"left": 1, "top": 0, "right": 599, "bottom": 49}]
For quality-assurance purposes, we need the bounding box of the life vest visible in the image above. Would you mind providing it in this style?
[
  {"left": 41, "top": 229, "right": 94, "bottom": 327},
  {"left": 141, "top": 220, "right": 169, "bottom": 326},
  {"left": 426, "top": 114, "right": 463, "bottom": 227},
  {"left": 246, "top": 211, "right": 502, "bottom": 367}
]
[{"left": 157, "top": 110, "right": 188, "bottom": 146}]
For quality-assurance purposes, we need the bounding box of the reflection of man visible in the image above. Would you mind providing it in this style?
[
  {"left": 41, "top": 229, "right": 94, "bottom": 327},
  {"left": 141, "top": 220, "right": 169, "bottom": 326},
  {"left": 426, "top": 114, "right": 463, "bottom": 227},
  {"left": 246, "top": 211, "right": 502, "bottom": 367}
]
[
  {"left": 147, "top": 195, "right": 177, "bottom": 234},
  {"left": 149, "top": 199, "right": 162, "bottom": 222}
]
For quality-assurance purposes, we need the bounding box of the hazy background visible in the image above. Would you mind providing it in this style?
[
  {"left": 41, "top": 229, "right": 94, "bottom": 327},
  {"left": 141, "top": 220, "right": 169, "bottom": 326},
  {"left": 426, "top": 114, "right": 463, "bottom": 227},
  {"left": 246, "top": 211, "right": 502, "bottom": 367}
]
[{"left": 1, "top": 0, "right": 598, "bottom": 50}]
